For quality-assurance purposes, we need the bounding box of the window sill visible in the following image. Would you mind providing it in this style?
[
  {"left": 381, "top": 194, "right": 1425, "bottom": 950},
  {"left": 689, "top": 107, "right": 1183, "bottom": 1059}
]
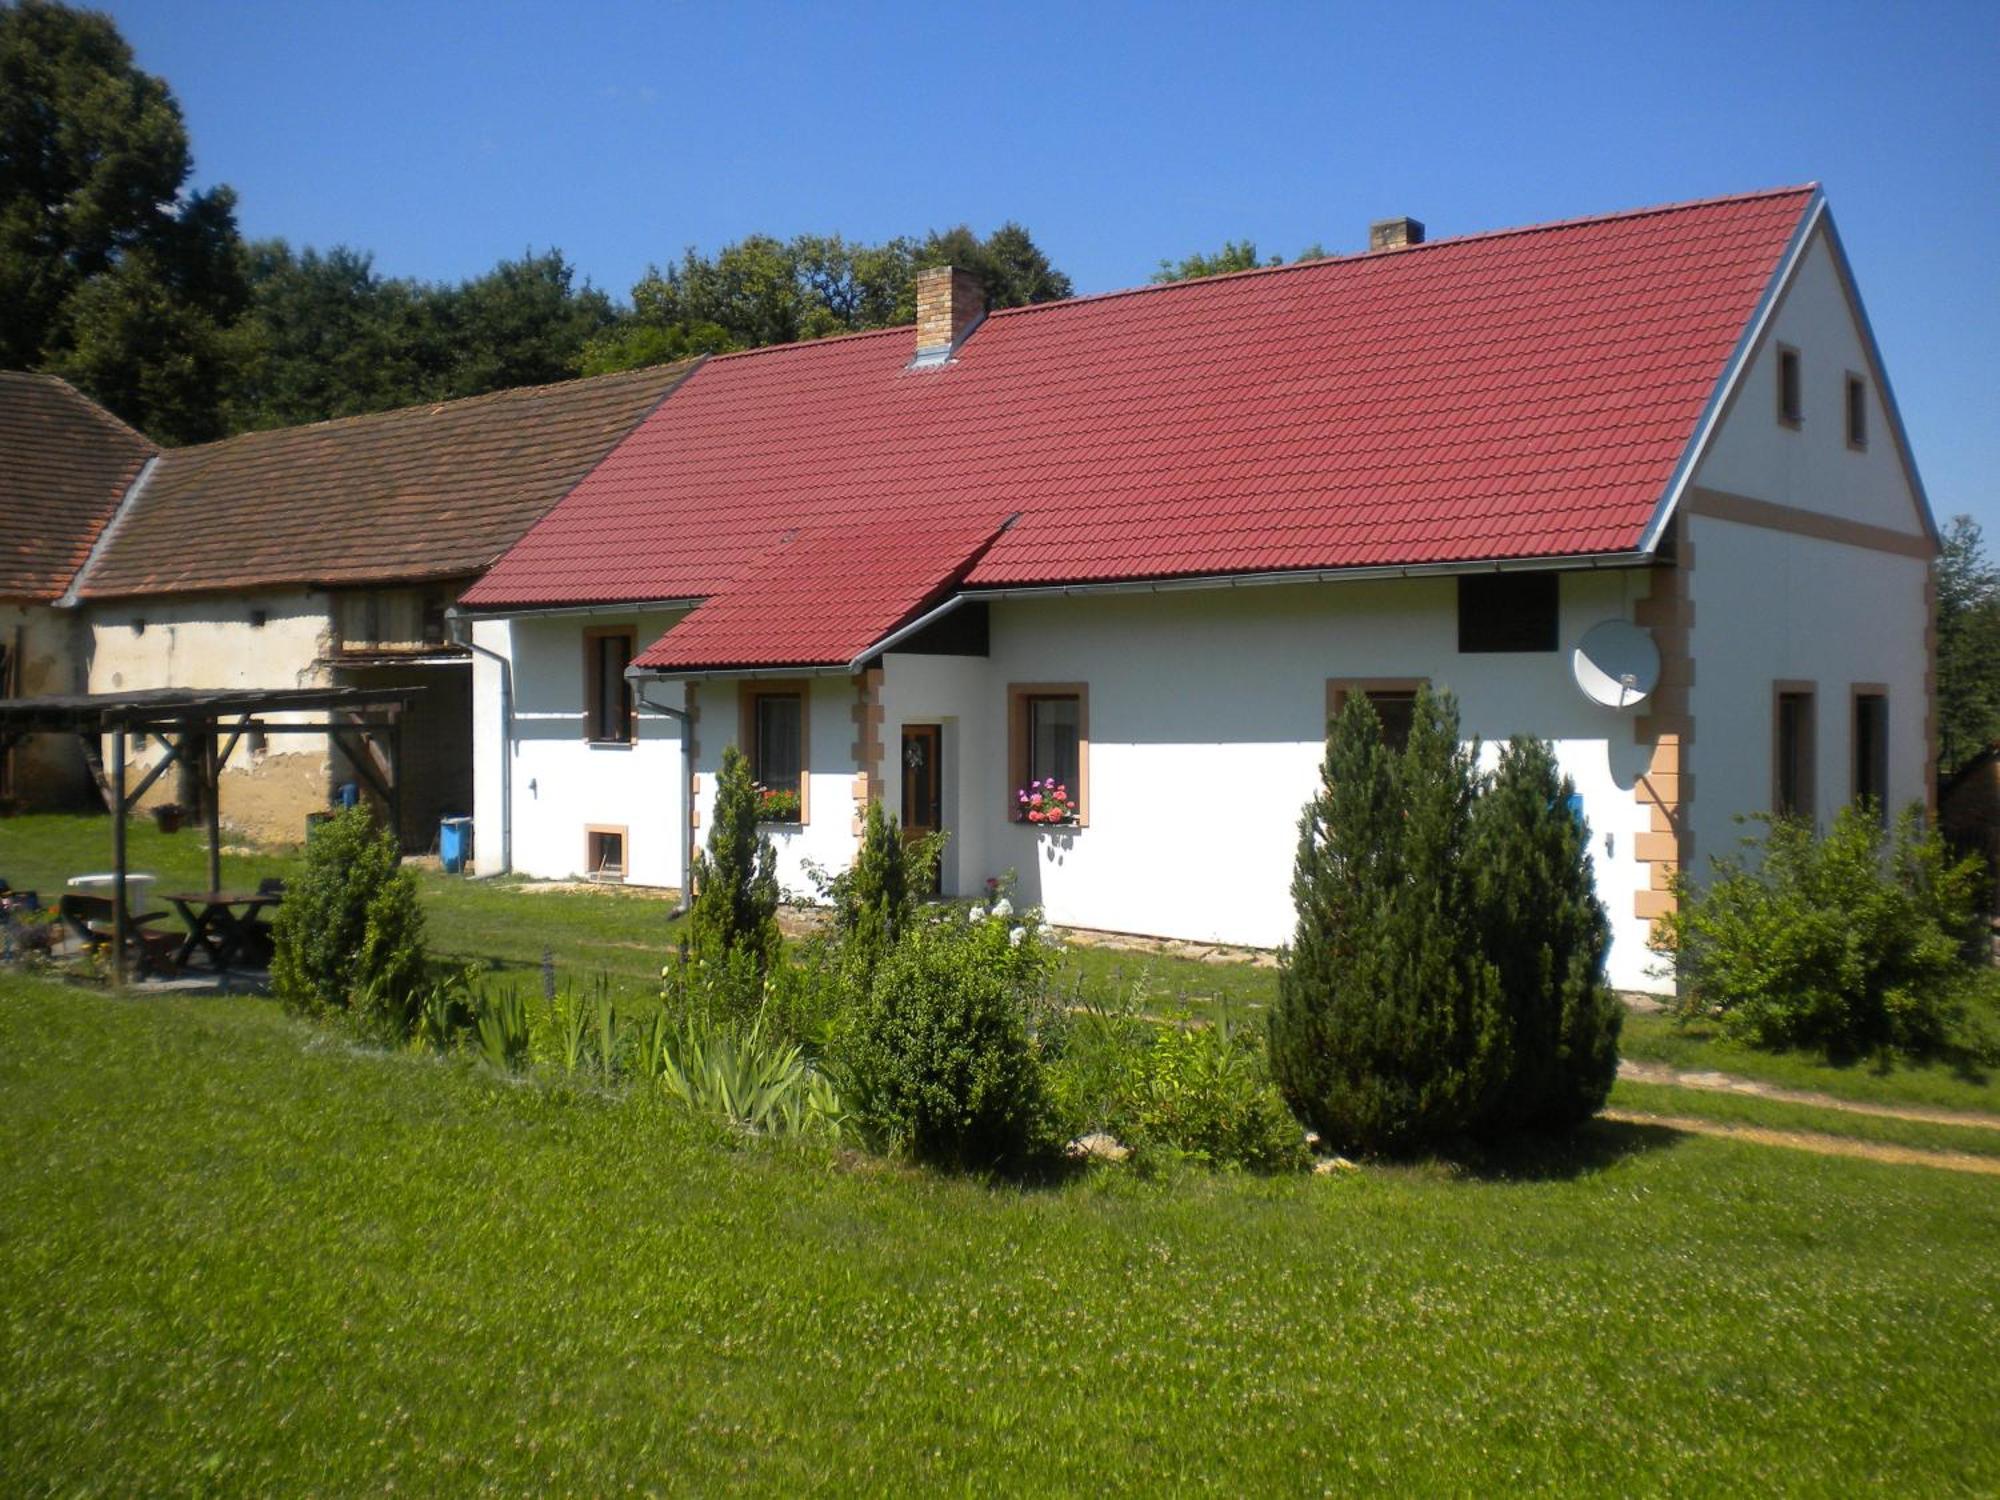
[
  {"left": 584, "top": 738, "right": 636, "bottom": 750},
  {"left": 758, "top": 819, "right": 806, "bottom": 831},
  {"left": 1015, "top": 818, "right": 1083, "bottom": 830}
]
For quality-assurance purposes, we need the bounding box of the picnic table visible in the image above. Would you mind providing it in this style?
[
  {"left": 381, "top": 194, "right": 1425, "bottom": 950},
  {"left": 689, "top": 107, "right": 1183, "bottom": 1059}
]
[{"left": 159, "top": 889, "right": 281, "bottom": 970}]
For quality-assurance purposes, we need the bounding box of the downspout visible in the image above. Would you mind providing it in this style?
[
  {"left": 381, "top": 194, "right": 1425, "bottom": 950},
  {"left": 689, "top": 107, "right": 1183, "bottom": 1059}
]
[
  {"left": 445, "top": 609, "right": 511, "bottom": 874},
  {"left": 635, "top": 680, "right": 695, "bottom": 918}
]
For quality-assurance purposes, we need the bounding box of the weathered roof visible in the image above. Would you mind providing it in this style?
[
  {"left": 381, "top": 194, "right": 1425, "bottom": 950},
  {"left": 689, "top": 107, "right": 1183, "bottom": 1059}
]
[
  {"left": 79, "top": 363, "right": 699, "bottom": 600},
  {"left": 464, "top": 187, "right": 1817, "bottom": 671},
  {"left": 0, "top": 685, "right": 415, "bottom": 732},
  {"left": 0, "top": 372, "right": 157, "bottom": 601}
]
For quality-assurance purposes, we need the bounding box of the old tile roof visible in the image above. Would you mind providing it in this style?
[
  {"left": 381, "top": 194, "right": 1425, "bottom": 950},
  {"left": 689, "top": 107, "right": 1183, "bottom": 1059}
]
[
  {"left": 78, "top": 363, "right": 699, "bottom": 600},
  {"left": 463, "top": 187, "right": 1820, "bottom": 671},
  {"left": 0, "top": 373, "right": 157, "bottom": 601}
]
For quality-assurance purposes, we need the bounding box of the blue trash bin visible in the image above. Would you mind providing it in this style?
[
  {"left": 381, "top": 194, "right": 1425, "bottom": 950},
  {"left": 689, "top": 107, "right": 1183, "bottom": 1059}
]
[{"left": 440, "top": 817, "right": 473, "bottom": 874}]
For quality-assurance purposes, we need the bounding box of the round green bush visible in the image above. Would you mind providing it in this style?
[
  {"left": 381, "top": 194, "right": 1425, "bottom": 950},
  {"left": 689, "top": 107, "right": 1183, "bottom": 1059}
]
[
  {"left": 839, "top": 915, "right": 1053, "bottom": 1172},
  {"left": 270, "top": 806, "right": 427, "bottom": 1032}
]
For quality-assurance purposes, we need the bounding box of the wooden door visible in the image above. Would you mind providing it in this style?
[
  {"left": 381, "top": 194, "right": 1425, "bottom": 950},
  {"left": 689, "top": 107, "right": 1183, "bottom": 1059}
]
[{"left": 900, "top": 724, "right": 943, "bottom": 890}]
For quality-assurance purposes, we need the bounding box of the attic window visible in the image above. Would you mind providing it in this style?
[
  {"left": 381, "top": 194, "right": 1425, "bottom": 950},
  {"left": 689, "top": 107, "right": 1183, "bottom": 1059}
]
[
  {"left": 1845, "top": 373, "right": 1868, "bottom": 450},
  {"left": 1458, "top": 573, "right": 1559, "bottom": 654},
  {"left": 1777, "top": 345, "right": 1803, "bottom": 427}
]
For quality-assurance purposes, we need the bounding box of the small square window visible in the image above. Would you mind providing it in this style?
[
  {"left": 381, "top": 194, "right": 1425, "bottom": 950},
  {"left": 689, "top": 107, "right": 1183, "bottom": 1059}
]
[
  {"left": 1329, "top": 682, "right": 1425, "bottom": 753},
  {"left": 1845, "top": 373, "right": 1867, "bottom": 450},
  {"left": 586, "top": 827, "right": 626, "bottom": 880},
  {"left": 1458, "top": 573, "right": 1559, "bottom": 654},
  {"left": 1777, "top": 346, "right": 1803, "bottom": 427}
]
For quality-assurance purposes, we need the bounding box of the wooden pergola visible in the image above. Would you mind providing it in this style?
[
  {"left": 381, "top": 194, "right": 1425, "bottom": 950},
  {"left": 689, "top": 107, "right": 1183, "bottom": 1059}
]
[{"left": 0, "top": 686, "right": 416, "bottom": 984}]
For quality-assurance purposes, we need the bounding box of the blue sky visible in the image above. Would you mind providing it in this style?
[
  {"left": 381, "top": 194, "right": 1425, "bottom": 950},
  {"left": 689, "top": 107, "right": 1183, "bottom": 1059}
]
[{"left": 106, "top": 0, "right": 1999, "bottom": 536}]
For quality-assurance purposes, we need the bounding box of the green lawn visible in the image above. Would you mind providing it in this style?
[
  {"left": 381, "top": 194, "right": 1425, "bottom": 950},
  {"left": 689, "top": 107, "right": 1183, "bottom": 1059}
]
[
  {"left": 1, "top": 973, "right": 1997, "bottom": 1494},
  {"left": 5, "top": 812, "right": 2000, "bottom": 1490}
]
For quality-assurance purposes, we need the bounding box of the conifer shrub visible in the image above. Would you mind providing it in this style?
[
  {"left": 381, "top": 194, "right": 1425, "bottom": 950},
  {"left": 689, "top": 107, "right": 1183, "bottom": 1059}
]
[
  {"left": 1469, "top": 738, "right": 1622, "bottom": 1129},
  {"left": 1655, "top": 803, "right": 1989, "bottom": 1060},
  {"left": 837, "top": 912, "right": 1055, "bottom": 1172},
  {"left": 1267, "top": 688, "right": 1507, "bottom": 1154},
  {"left": 270, "top": 805, "right": 427, "bottom": 1030},
  {"left": 688, "top": 745, "right": 781, "bottom": 975}
]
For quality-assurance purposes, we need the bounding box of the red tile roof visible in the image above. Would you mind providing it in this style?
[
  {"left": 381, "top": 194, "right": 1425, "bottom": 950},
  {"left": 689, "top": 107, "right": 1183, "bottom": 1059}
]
[
  {"left": 80, "top": 364, "right": 697, "bottom": 600},
  {"left": 0, "top": 373, "right": 156, "bottom": 601},
  {"left": 463, "top": 187, "right": 1817, "bottom": 670}
]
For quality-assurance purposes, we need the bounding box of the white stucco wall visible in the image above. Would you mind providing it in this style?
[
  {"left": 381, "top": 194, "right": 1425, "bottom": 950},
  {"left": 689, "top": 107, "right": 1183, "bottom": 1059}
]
[
  {"left": 1685, "top": 517, "right": 1929, "bottom": 866},
  {"left": 83, "top": 592, "right": 344, "bottom": 841},
  {"left": 1695, "top": 226, "right": 1926, "bottom": 534},
  {"left": 475, "top": 610, "right": 690, "bottom": 887}
]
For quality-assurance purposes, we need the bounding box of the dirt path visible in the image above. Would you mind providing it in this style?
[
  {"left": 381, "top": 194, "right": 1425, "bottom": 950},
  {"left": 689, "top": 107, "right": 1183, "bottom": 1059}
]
[
  {"left": 1617, "top": 1058, "right": 2000, "bottom": 1131},
  {"left": 1604, "top": 1109, "right": 2000, "bottom": 1176}
]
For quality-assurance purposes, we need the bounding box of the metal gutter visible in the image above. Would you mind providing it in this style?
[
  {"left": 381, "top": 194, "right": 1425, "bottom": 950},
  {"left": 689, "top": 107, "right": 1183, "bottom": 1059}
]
[
  {"left": 954, "top": 548, "right": 1655, "bottom": 607},
  {"left": 454, "top": 597, "right": 703, "bottom": 622},
  {"left": 626, "top": 662, "right": 854, "bottom": 683},
  {"left": 445, "top": 610, "right": 512, "bottom": 874},
  {"left": 634, "top": 682, "right": 695, "bottom": 917},
  {"left": 1637, "top": 187, "right": 1826, "bottom": 556}
]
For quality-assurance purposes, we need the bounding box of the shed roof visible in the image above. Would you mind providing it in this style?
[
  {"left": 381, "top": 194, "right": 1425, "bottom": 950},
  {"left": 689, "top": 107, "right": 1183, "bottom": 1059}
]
[
  {"left": 0, "top": 373, "right": 156, "bottom": 601},
  {"left": 78, "top": 363, "right": 698, "bottom": 600},
  {"left": 465, "top": 186, "right": 1817, "bottom": 672}
]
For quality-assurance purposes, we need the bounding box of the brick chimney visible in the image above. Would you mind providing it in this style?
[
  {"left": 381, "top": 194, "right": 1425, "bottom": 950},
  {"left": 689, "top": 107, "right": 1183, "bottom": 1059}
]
[
  {"left": 913, "top": 265, "right": 985, "bottom": 367},
  {"left": 1368, "top": 216, "right": 1426, "bottom": 251}
]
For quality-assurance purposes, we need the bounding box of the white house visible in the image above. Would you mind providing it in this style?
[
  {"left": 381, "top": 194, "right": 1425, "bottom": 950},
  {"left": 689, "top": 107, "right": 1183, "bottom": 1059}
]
[{"left": 458, "top": 187, "right": 1936, "bottom": 994}]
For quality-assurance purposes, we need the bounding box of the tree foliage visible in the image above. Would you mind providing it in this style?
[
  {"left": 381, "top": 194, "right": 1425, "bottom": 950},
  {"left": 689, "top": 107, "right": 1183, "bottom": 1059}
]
[
  {"left": 1468, "top": 738, "right": 1621, "bottom": 1129},
  {"left": 688, "top": 745, "right": 782, "bottom": 974},
  {"left": 586, "top": 222, "right": 1073, "bottom": 373},
  {"left": 1152, "top": 239, "right": 1329, "bottom": 283},
  {"left": 1655, "top": 803, "right": 1989, "bottom": 1060},
  {"left": 1268, "top": 688, "right": 1507, "bottom": 1154},
  {"left": 1, "top": 0, "right": 247, "bottom": 439},
  {"left": 1936, "top": 514, "right": 2000, "bottom": 779},
  {"left": 270, "top": 806, "right": 428, "bottom": 1030}
]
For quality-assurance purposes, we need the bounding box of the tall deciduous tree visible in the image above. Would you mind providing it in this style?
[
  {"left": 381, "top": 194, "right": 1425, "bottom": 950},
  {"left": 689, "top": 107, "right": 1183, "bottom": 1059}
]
[
  {"left": 1, "top": 0, "right": 245, "bottom": 439},
  {"left": 1936, "top": 514, "right": 2000, "bottom": 779}
]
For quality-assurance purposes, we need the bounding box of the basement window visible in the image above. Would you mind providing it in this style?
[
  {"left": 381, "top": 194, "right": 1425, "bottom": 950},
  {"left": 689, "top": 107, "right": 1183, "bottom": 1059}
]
[
  {"left": 1774, "top": 685, "right": 1816, "bottom": 820},
  {"left": 1328, "top": 680, "right": 1426, "bottom": 753},
  {"left": 583, "top": 629, "right": 634, "bottom": 744},
  {"left": 1777, "top": 345, "right": 1803, "bottom": 427},
  {"left": 1852, "top": 690, "right": 1889, "bottom": 818},
  {"left": 1845, "top": 373, "right": 1868, "bottom": 450},
  {"left": 1458, "top": 573, "right": 1559, "bottom": 653},
  {"left": 586, "top": 826, "right": 627, "bottom": 881}
]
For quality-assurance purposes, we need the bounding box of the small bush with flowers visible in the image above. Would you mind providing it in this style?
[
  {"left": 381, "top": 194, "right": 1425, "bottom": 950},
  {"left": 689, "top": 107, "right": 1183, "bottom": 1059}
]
[
  {"left": 1017, "top": 778, "right": 1076, "bottom": 825},
  {"left": 755, "top": 784, "right": 802, "bottom": 823}
]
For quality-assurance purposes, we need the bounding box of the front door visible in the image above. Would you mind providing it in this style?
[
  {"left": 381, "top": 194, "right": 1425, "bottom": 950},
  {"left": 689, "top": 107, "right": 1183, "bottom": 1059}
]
[{"left": 900, "top": 723, "right": 943, "bottom": 892}]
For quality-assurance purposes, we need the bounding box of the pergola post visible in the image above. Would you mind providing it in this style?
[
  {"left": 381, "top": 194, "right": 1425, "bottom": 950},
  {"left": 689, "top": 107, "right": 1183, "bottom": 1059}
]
[
  {"left": 389, "top": 711, "right": 404, "bottom": 858},
  {"left": 111, "top": 726, "right": 128, "bottom": 987},
  {"left": 204, "top": 725, "right": 222, "bottom": 894}
]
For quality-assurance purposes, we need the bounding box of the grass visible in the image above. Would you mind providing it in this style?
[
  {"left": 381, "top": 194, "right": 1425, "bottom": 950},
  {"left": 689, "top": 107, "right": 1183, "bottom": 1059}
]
[
  {"left": 1618, "top": 1008, "right": 1995, "bottom": 1116},
  {"left": 1, "top": 972, "right": 1997, "bottom": 1495},
  {"left": 1609, "top": 1079, "right": 2000, "bottom": 1159}
]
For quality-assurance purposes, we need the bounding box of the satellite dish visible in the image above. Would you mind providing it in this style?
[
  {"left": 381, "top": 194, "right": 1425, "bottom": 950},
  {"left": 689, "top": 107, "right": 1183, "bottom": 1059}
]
[{"left": 1572, "top": 620, "right": 1661, "bottom": 709}]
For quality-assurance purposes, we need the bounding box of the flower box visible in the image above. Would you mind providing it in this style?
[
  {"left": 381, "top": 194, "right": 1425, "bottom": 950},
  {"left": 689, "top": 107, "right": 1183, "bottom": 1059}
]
[{"left": 1015, "top": 778, "right": 1076, "bottom": 826}]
